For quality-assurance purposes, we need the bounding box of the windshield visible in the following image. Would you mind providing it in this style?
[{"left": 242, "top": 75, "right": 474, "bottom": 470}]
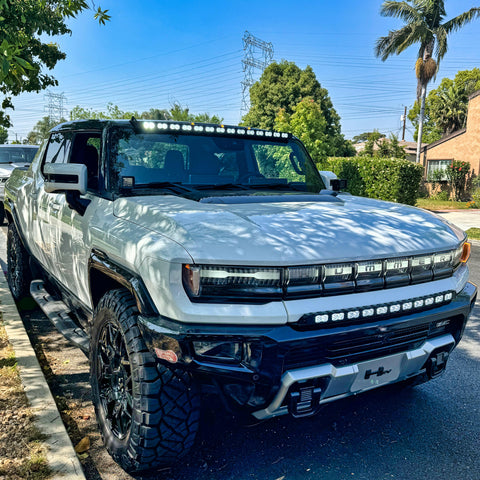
[
  {"left": 0, "top": 146, "right": 38, "bottom": 164},
  {"left": 108, "top": 128, "right": 324, "bottom": 194}
]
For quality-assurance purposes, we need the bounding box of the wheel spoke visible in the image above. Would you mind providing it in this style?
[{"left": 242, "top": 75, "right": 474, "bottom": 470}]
[{"left": 96, "top": 320, "right": 133, "bottom": 440}]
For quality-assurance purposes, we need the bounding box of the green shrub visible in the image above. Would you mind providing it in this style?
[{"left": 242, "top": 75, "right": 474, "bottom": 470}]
[
  {"left": 432, "top": 190, "right": 450, "bottom": 201},
  {"left": 445, "top": 160, "right": 470, "bottom": 200},
  {"left": 320, "top": 156, "right": 424, "bottom": 206}
]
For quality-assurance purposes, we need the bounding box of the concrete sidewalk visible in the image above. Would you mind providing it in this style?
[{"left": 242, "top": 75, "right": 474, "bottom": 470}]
[
  {"left": 0, "top": 228, "right": 86, "bottom": 480},
  {"left": 434, "top": 209, "right": 479, "bottom": 232}
]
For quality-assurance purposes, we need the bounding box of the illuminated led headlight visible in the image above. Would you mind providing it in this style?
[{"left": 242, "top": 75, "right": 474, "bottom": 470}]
[
  {"left": 434, "top": 252, "right": 452, "bottom": 269},
  {"left": 183, "top": 264, "right": 282, "bottom": 300},
  {"left": 287, "top": 266, "right": 320, "bottom": 286},
  {"left": 324, "top": 263, "right": 353, "bottom": 283}
]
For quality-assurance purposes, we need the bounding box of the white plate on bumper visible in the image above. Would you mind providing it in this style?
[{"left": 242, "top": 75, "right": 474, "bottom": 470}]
[{"left": 350, "top": 355, "right": 402, "bottom": 392}]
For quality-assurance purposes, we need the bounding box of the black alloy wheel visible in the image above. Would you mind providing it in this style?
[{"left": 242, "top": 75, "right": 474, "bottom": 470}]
[
  {"left": 96, "top": 321, "right": 133, "bottom": 440},
  {"left": 90, "top": 289, "right": 200, "bottom": 473},
  {"left": 6, "top": 223, "right": 31, "bottom": 300}
]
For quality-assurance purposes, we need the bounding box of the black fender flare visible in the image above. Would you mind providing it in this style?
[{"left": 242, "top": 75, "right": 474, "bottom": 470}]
[{"left": 88, "top": 249, "right": 158, "bottom": 316}]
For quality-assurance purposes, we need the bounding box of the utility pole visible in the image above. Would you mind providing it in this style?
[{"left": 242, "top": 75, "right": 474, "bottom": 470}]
[
  {"left": 44, "top": 91, "right": 67, "bottom": 124},
  {"left": 401, "top": 106, "right": 407, "bottom": 141},
  {"left": 240, "top": 31, "right": 274, "bottom": 117}
]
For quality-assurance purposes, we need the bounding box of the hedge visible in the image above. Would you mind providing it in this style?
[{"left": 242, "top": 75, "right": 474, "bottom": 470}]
[{"left": 319, "top": 156, "right": 424, "bottom": 206}]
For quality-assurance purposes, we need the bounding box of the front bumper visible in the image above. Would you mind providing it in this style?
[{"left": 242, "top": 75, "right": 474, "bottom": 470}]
[
  {"left": 254, "top": 334, "right": 454, "bottom": 419},
  {"left": 138, "top": 282, "right": 477, "bottom": 418}
]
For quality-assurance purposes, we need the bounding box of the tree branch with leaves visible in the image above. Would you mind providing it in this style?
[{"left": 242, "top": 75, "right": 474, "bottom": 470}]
[{"left": 0, "top": 0, "right": 110, "bottom": 128}]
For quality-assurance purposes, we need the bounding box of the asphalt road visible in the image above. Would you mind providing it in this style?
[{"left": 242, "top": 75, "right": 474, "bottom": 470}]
[{"left": 3, "top": 228, "right": 479, "bottom": 480}]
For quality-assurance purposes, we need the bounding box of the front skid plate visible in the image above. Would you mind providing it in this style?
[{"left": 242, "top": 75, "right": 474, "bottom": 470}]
[{"left": 253, "top": 334, "right": 455, "bottom": 420}]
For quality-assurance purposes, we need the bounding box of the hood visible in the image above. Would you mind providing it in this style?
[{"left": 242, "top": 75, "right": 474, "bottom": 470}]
[
  {"left": 113, "top": 194, "right": 465, "bottom": 265},
  {"left": 0, "top": 163, "right": 30, "bottom": 178}
]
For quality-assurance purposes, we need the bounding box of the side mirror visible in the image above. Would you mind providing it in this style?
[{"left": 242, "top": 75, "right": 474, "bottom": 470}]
[
  {"left": 330, "top": 178, "right": 348, "bottom": 191},
  {"left": 318, "top": 170, "right": 347, "bottom": 192},
  {"left": 44, "top": 163, "right": 87, "bottom": 195}
]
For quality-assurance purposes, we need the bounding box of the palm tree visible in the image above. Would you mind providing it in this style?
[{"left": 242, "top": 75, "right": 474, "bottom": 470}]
[
  {"left": 375, "top": 0, "right": 480, "bottom": 163},
  {"left": 434, "top": 84, "right": 468, "bottom": 135}
]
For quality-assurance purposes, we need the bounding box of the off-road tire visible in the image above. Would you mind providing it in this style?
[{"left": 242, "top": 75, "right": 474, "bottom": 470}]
[
  {"left": 6, "top": 222, "right": 31, "bottom": 300},
  {"left": 90, "top": 289, "right": 200, "bottom": 473}
]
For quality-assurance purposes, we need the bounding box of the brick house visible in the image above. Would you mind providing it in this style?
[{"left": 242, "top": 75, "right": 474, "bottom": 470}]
[{"left": 422, "top": 90, "right": 480, "bottom": 178}]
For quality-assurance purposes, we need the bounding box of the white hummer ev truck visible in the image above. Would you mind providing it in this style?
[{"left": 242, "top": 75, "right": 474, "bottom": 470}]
[{"left": 4, "top": 119, "right": 477, "bottom": 474}]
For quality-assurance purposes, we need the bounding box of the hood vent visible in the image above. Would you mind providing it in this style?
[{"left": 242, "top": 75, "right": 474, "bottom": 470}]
[{"left": 199, "top": 194, "right": 344, "bottom": 205}]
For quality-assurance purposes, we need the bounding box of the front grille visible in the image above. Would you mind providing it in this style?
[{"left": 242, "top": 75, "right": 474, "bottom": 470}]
[{"left": 283, "top": 322, "right": 431, "bottom": 370}]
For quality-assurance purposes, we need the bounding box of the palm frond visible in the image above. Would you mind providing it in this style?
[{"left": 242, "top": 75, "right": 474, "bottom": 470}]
[
  {"left": 434, "top": 26, "right": 448, "bottom": 66},
  {"left": 380, "top": 1, "right": 422, "bottom": 23},
  {"left": 375, "top": 23, "right": 429, "bottom": 60},
  {"left": 443, "top": 8, "right": 480, "bottom": 33}
]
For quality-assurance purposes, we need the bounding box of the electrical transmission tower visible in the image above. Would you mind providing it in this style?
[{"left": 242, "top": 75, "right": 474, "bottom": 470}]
[
  {"left": 44, "top": 91, "right": 67, "bottom": 123},
  {"left": 241, "top": 31, "right": 274, "bottom": 116}
]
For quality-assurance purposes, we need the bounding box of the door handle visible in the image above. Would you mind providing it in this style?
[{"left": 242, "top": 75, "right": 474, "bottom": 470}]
[{"left": 50, "top": 202, "right": 61, "bottom": 212}]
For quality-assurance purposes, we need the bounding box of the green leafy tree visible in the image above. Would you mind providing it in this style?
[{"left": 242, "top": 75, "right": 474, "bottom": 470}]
[
  {"left": 352, "top": 132, "right": 386, "bottom": 144},
  {"left": 375, "top": 1, "right": 480, "bottom": 162},
  {"left": 140, "top": 108, "right": 171, "bottom": 120},
  {"left": 408, "top": 68, "right": 480, "bottom": 141},
  {"left": 26, "top": 116, "right": 66, "bottom": 144},
  {"left": 0, "top": 126, "right": 7, "bottom": 144},
  {"left": 70, "top": 103, "right": 137, "bottom": 120},
  {"left": 242, "top": 60, "right": 352, "bottom": 156},
  {"left": 167, "top": 103, "right": 222, "bottom": 123},
  {"left": 362, "top": 131, "right": 405, "bottom": 159},
  {"left": 274, "top": 98, "right": 330, "bottom": 164},
  {"left": 70, "top": 102, "right": 223, "bottom": 124},
  {"left": 0, "top": 1, "right": 110, "bottom": 129}
]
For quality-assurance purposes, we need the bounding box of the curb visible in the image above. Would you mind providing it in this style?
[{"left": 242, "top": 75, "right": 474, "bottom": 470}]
[{"left": 0, "top": 229, "right": 86, "bottom": 480}]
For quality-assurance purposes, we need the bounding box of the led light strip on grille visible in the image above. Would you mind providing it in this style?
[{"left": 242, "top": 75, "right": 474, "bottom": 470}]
[
  {"left": 141, "top": 121, "right": 290, "bottom": 139},
  {"left": 299, "top": 291, "right": 455, "bottom": 326}
]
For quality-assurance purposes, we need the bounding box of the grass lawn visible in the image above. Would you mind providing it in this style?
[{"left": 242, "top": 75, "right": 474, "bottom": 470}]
[
  {"left": 415, "top": 198, "right": 474, "bottom": 211},
  {"left": 466, "top": 228, "right": 480, "bottom": 241}
]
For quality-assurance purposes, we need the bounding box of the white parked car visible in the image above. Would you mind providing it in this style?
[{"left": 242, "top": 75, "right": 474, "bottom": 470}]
[
  {"left": 3, "top": 119, "right": 477, "bottom": 474},
  {"left": 0, "top": 144, "right": 38, "bottom": 224}
]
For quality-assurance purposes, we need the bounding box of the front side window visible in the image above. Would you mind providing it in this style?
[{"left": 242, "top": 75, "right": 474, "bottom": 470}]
[
  {"left": 108, "top": 127, "right": 324, "bottom": 195},
  {"left": 42, "top": 132, "right": 72, "bottom": 171}
]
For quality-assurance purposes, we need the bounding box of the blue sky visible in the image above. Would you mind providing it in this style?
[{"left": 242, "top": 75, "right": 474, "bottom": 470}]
[{"left": 7, "top": 0, "right": 480, "bottom": 142}]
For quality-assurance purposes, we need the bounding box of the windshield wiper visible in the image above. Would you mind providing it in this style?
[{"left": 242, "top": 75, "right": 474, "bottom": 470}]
[
  {"left": 193, "top": 183, "right": 250, "bottom": 191},
  {"left": 240, "top": 182, "right": 307, "bottom": 192},
  {"left": 124, "top": 181, "right": 197, "bottom": 195}
]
